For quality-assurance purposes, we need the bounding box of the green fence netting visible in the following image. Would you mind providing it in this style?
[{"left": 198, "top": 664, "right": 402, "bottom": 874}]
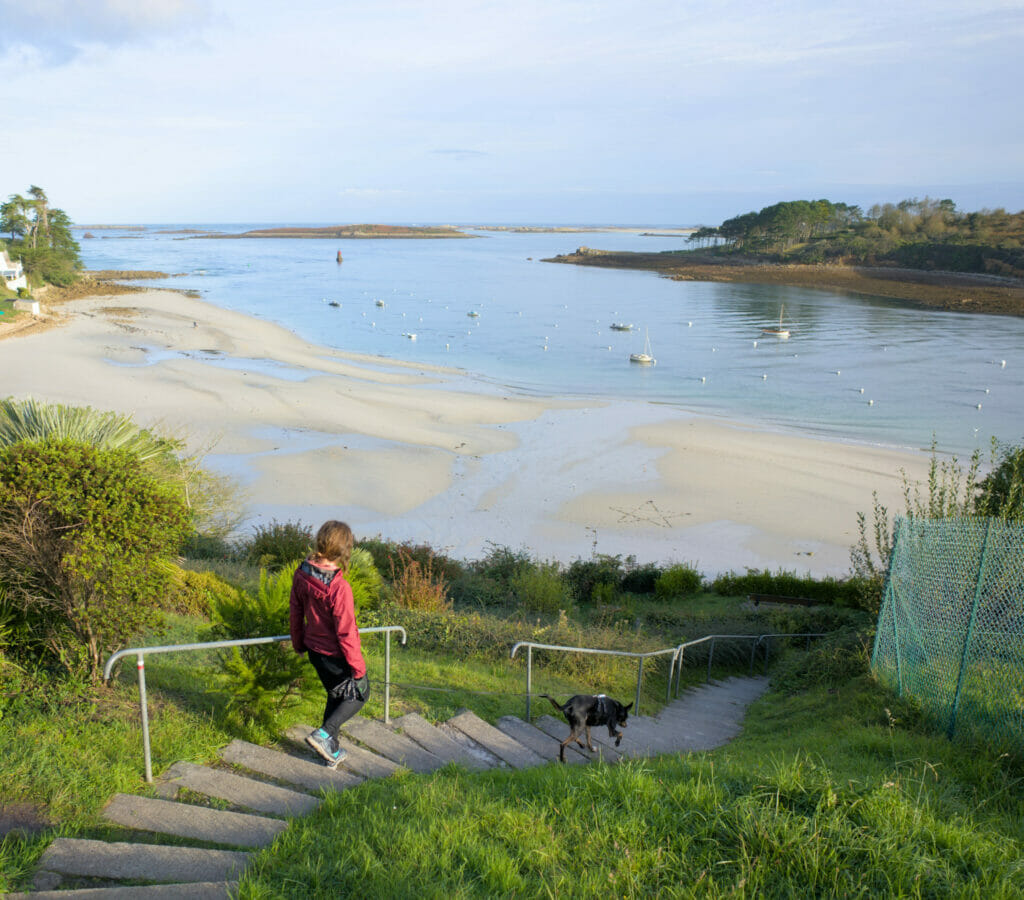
[{"left": 872, "top": 517, "right": 1024, "bottom": 748}]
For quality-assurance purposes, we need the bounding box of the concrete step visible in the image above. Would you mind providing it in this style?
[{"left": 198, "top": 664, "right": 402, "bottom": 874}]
[
  {"left": 533, "top": 715, "right": 622, "bottom": 763},
  {"left": 219, "top": 739, "right": 363, "bottom": 793},
  {"left": 155, "top": 761, "right": 320, "bottom": 817},
  {"left": 445, "top": 710, "right": 546, "bottom": 770},
  {"left": 11, "top": 883, "right": 236, "bottom": 899},
  {"left": 437, "top": 723, "right": 507, "bottom": 769},
  {"left": 284, "top": 724, "right": 401, "bottom": 779},
  {"left": 342, "top": 718, "right": 446, "bottom": 774},
  {"left": 391, "top": 713, "right": 493, "bottom": 771},
  {"left": 102, "top": 794, "right": 286, "bottom": 848},
  {"left": 31, "top": 839, "right": 249, "bottom": 888},
  {"left": 496, "top": 716, "right": 587, "bottom": 764}
]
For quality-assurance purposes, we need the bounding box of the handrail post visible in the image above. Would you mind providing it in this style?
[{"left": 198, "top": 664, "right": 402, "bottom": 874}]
[
  {"left": 634, "top": 657, "right": 644, "bottom": 715},
  {"left": 707, "top": 638, "right": 715, "bottom": 683},
  {"left": 666, "top": 650, "right": 677, "bottom": 703},
  {"left": 749, "top": 638, "right": 759, "bottom": 674},
  {"left": 137, "top": 654, "right": 153, "bottom": 784},
  {"left": 526, "top": 646, "right": 533, "bottom": 721},
  {"left": 676, "top": 646, "right": 685, "bottom": 696},
  {"left": 384, "top": 630, "right": 392, "bottom": 724}
]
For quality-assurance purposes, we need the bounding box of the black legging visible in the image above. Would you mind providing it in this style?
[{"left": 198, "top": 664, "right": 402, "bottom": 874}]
[{"left": 307, "top": 650, "right": 369, "bottom": 737}]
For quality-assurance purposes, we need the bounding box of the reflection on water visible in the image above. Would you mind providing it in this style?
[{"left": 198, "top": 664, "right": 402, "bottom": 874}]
[{"left": 80, "top": 226, "right": 1024, "bottom": 455}]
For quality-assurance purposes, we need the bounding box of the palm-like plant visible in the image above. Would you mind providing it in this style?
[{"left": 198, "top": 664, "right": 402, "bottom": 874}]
[{"left": 0, "top": 398, "right": 241, "bottom": 537}]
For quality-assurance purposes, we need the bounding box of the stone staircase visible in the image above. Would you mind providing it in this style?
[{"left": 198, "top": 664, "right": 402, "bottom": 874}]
[{"left": 12, "top": 676, "right": 768, "bottom": 898}]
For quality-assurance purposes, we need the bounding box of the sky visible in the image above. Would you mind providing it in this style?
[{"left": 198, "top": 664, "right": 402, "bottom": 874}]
[{"left": 1, "top": 0, "right": 1022, "bottom": 225}]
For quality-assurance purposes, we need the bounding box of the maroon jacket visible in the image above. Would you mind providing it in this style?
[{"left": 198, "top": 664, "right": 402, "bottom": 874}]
[{"left": 289, "top": 560, "right": 366, "bottom": 678}]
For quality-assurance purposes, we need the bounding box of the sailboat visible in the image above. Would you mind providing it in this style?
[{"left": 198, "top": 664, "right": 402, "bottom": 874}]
[
  {"left": 629, "top": 329, "right": 656, "bottom": 365},
  {"left": 762, "top": 304, "right": 790, "bottom": 338}
]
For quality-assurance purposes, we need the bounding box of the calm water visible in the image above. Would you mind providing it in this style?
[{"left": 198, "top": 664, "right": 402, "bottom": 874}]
[{"left": 77, "top": 226, "right": 1024, "bottom": 455}]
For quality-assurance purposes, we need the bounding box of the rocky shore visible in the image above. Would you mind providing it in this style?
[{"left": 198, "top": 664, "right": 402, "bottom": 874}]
[{"left": 546, "top": 249, "right": 1024, "bottom": 317}]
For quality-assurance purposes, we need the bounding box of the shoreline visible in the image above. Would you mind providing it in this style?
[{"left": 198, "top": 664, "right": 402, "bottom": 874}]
[
  {"left": 0, "top": 287, "right": 931, "bottom": 575},
  {"left": 545, "top": 251, "right": 1024, "bottom": 317}
]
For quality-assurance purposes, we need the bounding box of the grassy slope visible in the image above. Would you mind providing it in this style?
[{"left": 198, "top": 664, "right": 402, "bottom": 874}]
[
  {"left": 238, "top": 677, "right": 1024, "bottom": 899},
  {"left": 3, "top": 602, "right": 1021, "bottom": 896}
]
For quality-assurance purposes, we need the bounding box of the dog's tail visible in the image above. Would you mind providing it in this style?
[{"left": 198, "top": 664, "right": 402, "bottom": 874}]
[{"left": 539, "top": 693, "right": 564, "bottom": 713}]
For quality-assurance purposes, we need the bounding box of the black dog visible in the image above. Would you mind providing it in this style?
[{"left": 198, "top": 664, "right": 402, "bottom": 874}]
[{"left": 541, "top": 693, "right": 632, "bottom": 762}]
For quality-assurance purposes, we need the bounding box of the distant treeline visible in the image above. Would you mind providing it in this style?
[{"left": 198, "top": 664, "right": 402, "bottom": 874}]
[{"left": 688, "top": 198, "right": 1024, "bottom": 279}]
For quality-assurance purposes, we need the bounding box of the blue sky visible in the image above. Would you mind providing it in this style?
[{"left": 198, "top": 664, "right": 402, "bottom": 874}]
[{"left": 1, "top": 0, "right": 1022, "bottom": 225}]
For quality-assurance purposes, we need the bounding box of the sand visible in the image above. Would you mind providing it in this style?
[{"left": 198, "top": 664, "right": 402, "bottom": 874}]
[{"left": 0, "top": 289, "right": 931, "bottom": 576}]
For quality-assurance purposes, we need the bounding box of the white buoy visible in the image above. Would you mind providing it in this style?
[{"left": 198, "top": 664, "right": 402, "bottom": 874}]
[
  {"left": 687, "top": 321, "right": 693, "bottom": 327},
  {"left": 835, "top": 370, "right": 841, "bottom": 375},
  {"left": 976, "top": 403, "right": 982, "bottom": 409},
  {"left": 859, "top": 388, "right": 864, "bottom": 394},
  {"left": 868, "top": 399, "right": 874, "bottom": 405},
  {"left": 752, "top": 341, "right": 758, "bottom": 347},
  {"left": 762, "top": 373, "right": 768, "bottom": 380},
  {"left": 700, "top": 376, "right": 706, "bottom": 383},
  {"left": 1001, "top": 360, "right": 1007, "bottom": 367}
]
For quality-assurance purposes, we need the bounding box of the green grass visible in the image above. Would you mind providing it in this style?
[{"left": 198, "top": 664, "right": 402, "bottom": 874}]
[
  {"left": 5, "top": 597, "right": 1019, "bottom": 896},
  {"left": 236, "top": 676, "right": 1024, "bottom": 899}
]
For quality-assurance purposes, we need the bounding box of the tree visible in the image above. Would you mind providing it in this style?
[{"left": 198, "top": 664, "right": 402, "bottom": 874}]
[
  {"left": 975, "top": 442, "right": 1024, "bottom": 520},
  {"left": 2, "top": 185, "right": 81, "bottom": 285},
  {"left": 0, "top": 439, "right": 193, "bottom": 681}
]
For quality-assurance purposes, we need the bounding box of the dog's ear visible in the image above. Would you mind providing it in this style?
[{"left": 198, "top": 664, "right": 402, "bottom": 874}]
[{"left": 624, "top": 703, "right": 633, "bottom": 712}]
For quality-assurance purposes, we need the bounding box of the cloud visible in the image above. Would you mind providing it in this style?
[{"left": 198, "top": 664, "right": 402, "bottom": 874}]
[{"left": 0, "top": 0, "right": 211, "bottom": 63}]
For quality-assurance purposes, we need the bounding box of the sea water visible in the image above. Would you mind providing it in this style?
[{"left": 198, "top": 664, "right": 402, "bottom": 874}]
[{"left": 76, "top": 226, "right": 1024, "bottom": 456}]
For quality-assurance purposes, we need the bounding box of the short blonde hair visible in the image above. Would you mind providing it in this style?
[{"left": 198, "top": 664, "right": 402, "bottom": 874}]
[{"left": 315, "top": 520, "right": 354, "bottom": 568}]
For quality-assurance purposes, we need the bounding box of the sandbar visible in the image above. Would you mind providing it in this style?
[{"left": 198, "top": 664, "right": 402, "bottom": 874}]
[{"left": 0, "top": 289, "right": 931, "bottom": 576}]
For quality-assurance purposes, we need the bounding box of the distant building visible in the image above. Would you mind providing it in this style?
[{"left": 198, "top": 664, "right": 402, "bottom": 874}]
[{"left": 1, "top": 249, "right": 28, "bottom": 291}]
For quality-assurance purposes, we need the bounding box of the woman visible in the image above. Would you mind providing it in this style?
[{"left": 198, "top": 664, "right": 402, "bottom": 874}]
[{"left": 289, "top": 520, "right": 369, "bottom": 767}]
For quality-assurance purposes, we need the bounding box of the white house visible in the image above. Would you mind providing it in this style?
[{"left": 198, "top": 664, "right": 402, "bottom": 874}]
[{"left": 1, "top": 249, "right": 28, "bottom": 291}]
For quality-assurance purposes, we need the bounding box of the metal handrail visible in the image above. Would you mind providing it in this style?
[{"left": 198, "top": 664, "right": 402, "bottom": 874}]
[
  {"left": 669, "top": 632, "right": 831, "bottom": 697},
  {"left": 510, "top": 641, "right": 679, "bottom": 720},
  {"left": 512, "top": 631, "right": 834, "bottom": 721},
  {"left": 104, "top": 626, "right": 407, "bottom": 783}
]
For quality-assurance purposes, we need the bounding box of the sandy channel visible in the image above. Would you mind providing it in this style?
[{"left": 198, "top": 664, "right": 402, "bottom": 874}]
[{"left": 1, "top": 289, "right": 930, "bottom": 576}]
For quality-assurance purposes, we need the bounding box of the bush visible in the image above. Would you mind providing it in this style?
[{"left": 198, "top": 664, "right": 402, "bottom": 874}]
[
  {"left": 709, "top": 569, "right": 876, "bottom": 611},
  {"left": 385, "top": 547, "right": 449, "bottom": 612},
  {"left": 182, "top": 532, "right": 237, "bottom": 560},
  {"left": 447, "top": 573, "right": 509, "bottom": 608},
  {"left": 243, "top": 520, "right": 313, "bottom": 570},
  {"left": 655, "top": 563, "right": 704, "bottom": 599},
  {"left": 347, "top": 548, "right": 384, "bottom": 613},
  {"left": 565, "top": 554, "right": 625, "bottom": 603},
  {"left": 510, "top": 561, "right": 568, "bottom": 616},
  {"left": 207, "top": 563, "right": 317, "bottom": 727},
  {"left": 0, "top": 439, "right": 192, "bottom": 681},
  {"left": 620, "top": 560, "right": 662, "bottom": 594},
  {"left": 359, "top": 536, "right": 465, "bottom": 584},
  {"left": 471, "top": 543, "right": 532, "bottom": 587},
  {"left": 166, "top": 568, "right": 242, "bottom": 617}
]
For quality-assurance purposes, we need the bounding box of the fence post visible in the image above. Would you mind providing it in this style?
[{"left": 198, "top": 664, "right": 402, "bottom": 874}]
[
  {"left": 872, "top": 518, "right": 904, "bottom": 695},
  {"left": 948, "top": 519, "right": 993, "bottom": 740},
  {"left": 525, "top": 645, "right": 533, "bottom": 721},
  {"left": 137, "top": 654, "right": 153, "bottom": 784},
  {"left": 706, "top": 639, "right": 715, "bottom": 683},
  {"left": 384, "top": 630, "right": 392, "bottom": 724},
  {"left": 634, "top": 657, "right": 644, "bottom": 715}
]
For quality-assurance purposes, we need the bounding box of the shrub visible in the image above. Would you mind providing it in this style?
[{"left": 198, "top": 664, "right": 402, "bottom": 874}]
[
  {"left": 359, "top": 536, "right": 465, "bottom": 584},
  {"left": 182, "top": 532, "right": 237, "bottom": 560},
  {"left": 620, "top": 560, "right": 662, "bottom": 594},
  {"left": 347, "top": 547, "right": 384, "bottom": 613},
  {"left": 565, "top": 554, "right": 625, "bottom": 603},
  {"left": 207, "top": 563, "right": 316, "bottom": 727},
  {"left": 510, "top": 561, "right": 568, "bottom": 616},
  {"left": 0, "top": 439, "right": 192, "bottom": 681},
  {"left": 709, "top": 568, "right": 878, "bottom": 612},
  {"left": 166, "top": 568, "right": 242, "bottom": 617},
  {"left": 655, "top": 563, "right": 704, "bottom": 599},
  {"left": 243, "top": 519, "right": 313, "bottom": 570},
  {"left": 386, "top": 547, "right": 449, "bottom": 612},
  {"left": 446, "top": 573, "right": 508, "bottom": 608},
  {"left": 471, "top": 543, "right": 532, "bottom": 587}
]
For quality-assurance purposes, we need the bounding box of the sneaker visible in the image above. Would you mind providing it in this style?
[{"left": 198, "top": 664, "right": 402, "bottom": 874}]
[
  {"left": 326, "top": 736, "right": 348, "bottom": 769},
  {"left": 305, "top": 727, "right": 343, "bottom": 766}
]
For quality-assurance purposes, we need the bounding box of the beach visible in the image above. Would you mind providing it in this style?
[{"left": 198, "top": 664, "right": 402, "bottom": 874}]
[{"left": 1, "top": 288, "right": 931, "bottom": 576}]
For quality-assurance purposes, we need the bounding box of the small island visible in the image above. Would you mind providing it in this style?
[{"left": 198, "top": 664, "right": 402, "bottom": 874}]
[
  {"left": 203, "top": 224, "right": 474, "bottom": 239},
  {"left": 545, "top": 199, "right": 1024, "bottom": 317}
]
